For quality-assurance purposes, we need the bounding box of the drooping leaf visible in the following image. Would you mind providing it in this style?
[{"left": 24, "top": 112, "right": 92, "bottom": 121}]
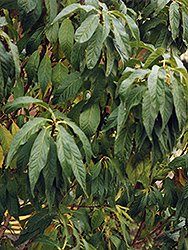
[
  {"left": 29, "top": 127, "right": 51, "bottom": 195},
  {"left": 111, "top": 18, "right": 131, "bottom": 64},
  {"left": 142, "top": 90, "right": 157, "bottom": 141},
  {"left": 170, "top": 74, "right": 186, "bottom": 130},
  {"left": 38, "top": 53, "right": 52, "bottom": 95},
  {"left": 59, "top": 18, "right": 74, "bottom": 61},
  {"left": 52, "top": 4, "right": 97, "bottom": 24},
  {"left": 105, "top": 36, "right": 115, "bottom": 77},
  {"left": 101, "top": 12, "right": 111, "bottom": 44},
  {"left": 56, "top": 125, "right": 87, "bottom": 194},
  {"left": 86, "top": 24, "right": 103, "bottom": 69},
  {"left": 182, "top": 8, "right": 188, "bottom": 46},
  {"left": 148, "top": 65, "right": 165, "bottom": 114},
  {"left": 79, "top": 104, "right": 100, "bottom": 137},
  {"left": 75, "top": 14, "right": 100, "bottom": 43},
  {"left": 32, "top": 234, "right": 60, "bottom": 249},
  {"left": 169, "top": 1, "right": 180, "bottom": 40},
  {"left": 91, "top": 209, "right": 104, "bottom": 231},
  {"left": 7, "top": 118, "right": 47, "bottom": 166},
  {"left": 53, "top": 72, "right": 83, "bottom": 104},
  {"left": 51, "top": 62, "right": 68, "bottom": 91},
  {"left": 25, "top": 50, "right": 40, "bottom": 83},
  {"left": 26, "top": 28, "right": 44, "bottom": 55},
  {"left": 43, "top": 138, "right": 57, "bottom": 211}
]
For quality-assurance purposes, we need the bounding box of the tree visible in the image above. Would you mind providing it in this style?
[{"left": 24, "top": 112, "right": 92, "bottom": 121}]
[{"left": 0, "top": 0, "right": 188, "bottom": 249}]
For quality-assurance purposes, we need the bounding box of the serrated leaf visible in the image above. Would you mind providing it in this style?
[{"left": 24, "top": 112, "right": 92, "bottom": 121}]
[
  {"left": 112, "top": 18, "right": 131, "bottom": 64},
  {"left": 51, "top": 62, "right": 68, "bottom": 91},
  {"left": 169, "top": 1, "right": 180, "bottom": 40},
  {"left": 0, "top": 125, "right": 13, "bottom": 156},
  {"left": 52, "top": 4, "right": 97, "bottom": 24},
  {"left": 79, "top": 104, "right": 100, "bottom": 137},
  {"left": 45, "top": 0, "right": 57, "bottom": 23},
  {"left": 142, "top": 90, "right": 157, "bottom": 141},
  {"left": 143, "top": 48, "right": 165, "bottom": 69},
  {"left": 91, "top": 209, "right": 104, "bottom": 230},
  {"left": 45, "top": 23, "right": 59, "bottom": 44},
  {"left": 2, "top": 96, "right": 50, "bottom": 113},
  {"left": 25, "top": 50, "right": 40, "bottom": 83},
  {"left": 59, "top": 18, "right": 74, "bottom": 61},
  {"left": 56, "top": 125, "right": 87, "bottom": 194},
  {"left": 32, "top": 234, "right": 60, "bottom": 249},
  {"left": 75, "top": 14, "right": 100, "bottom": 43},
  {"left": 29, "top": 127, "right": 51, "bottom": 195},
  {"left": 38, "top": 53, "right": 52, "bottom": 95},
  {"left": 148, "top": 65, "right": 165, "bottom": 114},
  {"left": 6, "top": 117, "right": 47, "bottom": 166},
  {"left": 52, "top": 72, "right": 83, "bottom": 103},
  {"left": 170, "top": 74, "right": 186, "bottom": 130},
  {"left": 86, "top": 24, "right": 103, "bottom": 69}
]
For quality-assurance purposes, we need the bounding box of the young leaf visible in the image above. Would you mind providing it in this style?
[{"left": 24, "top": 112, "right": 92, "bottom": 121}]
[
  {"left": 7, "top": 118, "right": 47, "bottom": 166},
  {"left": 0, "top": 125, "right": 13, "bottom": 156},
  {"left": 52, "top": 72, "right": 83, "bottom": 104},
  {"left": 169, "top": 1, "right": 180, "bottom": 40},
  {"left": 38, "top": 53, "right": 52, "bottom": 96},
  {"left": 79, "top": 104, "right": 100, "bottom": 137},
  {"left": 29, "top": 127, "right": 51, "bottom": 195},
  {"left": 86, "top": 24, "right": 103, "bottom": 69},
  {"left": 25, "top": 50, "right": 40, "bottom": 83},
  {"left": 59, "top": 18, "right": 74, "bottom": 61},
  {"left": 75, "top": 14, "right": 100, "bottom": 43}
]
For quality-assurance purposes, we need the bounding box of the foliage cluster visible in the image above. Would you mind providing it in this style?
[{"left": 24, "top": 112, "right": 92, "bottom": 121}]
[{"left": 0, "top": 0, "right": 188, "bottom": 249}]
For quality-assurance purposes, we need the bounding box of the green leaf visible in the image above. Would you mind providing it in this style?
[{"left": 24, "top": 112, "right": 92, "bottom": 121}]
[
  {"left": 89, "top": 161, "right": 102, "bottom": 180},
  {"left": 182, "top": 8, "right": 188, "bottom": 46},
  {"left": 119, "top": 69, "right": 150, "bottom": 102},
  {"left": 148, "top": 65, "right": 165, "bottom": 114},
  {"left": 170, "top": 74, "right": 186, "bottom": 130},
  {"left": 101, "top": 12, "right": 110, "bottom": 44},
  {"left": 91, "top": 209, "right": 104, "bottom": 230},
  {"left": 160, "top": 84, "right": 173, "bottom": 133},
  {"left": 169, "top": 1, "right": 180, "bottom": 40},
  {"left": 111, "top": 11, "right": 140, "bottom": 45},
  {"left": 2, "top": 96, "right": 50, "bottom": 113},
  {"left": 59, "top": 18, "right": 74, "bottom": 61},
  {"left": 0, "top": 63, "right": 4, "bottom": 103},
  {"left": 164, "top": 177, "right": 178, "bottom": 207},
  {"left": 51, "top": 62, "right": 68, "bottom": 91},
  {"left": 45, "top": 0, "right": 57, "bottom": 23},
  {"left": 25, "top": 50, "right": 40, "bottom": 84},
  {"left": 75, "top": 14, "right": 100, "bottom": 43},
  {"left": 156, "top": 0, "right": 170, "bottom": 13},
  {"left": 18, "top": 0, "right": 37, "bottom": 14},
  {"left": 7, "top": 117, "right": 47, "bottom": 166},
  {"left": 142, "top": 90, "right": 157, "bottom": 141},
  {"left": 130, "top": 41, "right": 155, "bottom": 52},
  {"left": 43, "top": 138, "right": 57, "bottom": 211},
  {"left": 52, "top": 72, "right": 83, "bottom": 104},
  {"left": 45, "top": 23, "right": 59, "bottom": 44},
  {"left": 71, "top": 42, "right": 88, "bottom": 71},
  {"left": 79, "top": 104, "right": 100, "bottom": 137},
  {"left": 29, "top": 127, "right": 51, "bottom": 195},
  {"left": 102, "top": 107, "right": 118, "bottom": 132},
  {"left": 114, "top": 125, "right": 134, "bottom": 161},
  {"left": 52, "top": 4, "right": 97, "bottom": 24},
  {"left": 26, "top": 28, "right": 44, "bottom": 55},
  {"left": 105, "top": 37, "right": 115, "bottom": 77},
  {"left": 0, "top": 125, "right": 13, "bottom": 156},
  {"left": 143, "top": 48, "right": 165, "bottom": 69},
  {"left": 38, "top": 53, "right": 52, "bottom": 95},
  {"left": 86, "top": 24, "right": 102, "bottom": 69},
  {"left": 32, "top": 234, "right": 60, "bottom": 249},
  {"left": 111, "top": 18, "right": 131, "bottom": 63},
  {"left": 85, "top": 0, "right": 99, "bottom": 8},
  {"left": 57, "top": 125, "right": 87, "bottom": 194},
  {"left": 63, "top": 118, "right": 92, "bottom": 164}
]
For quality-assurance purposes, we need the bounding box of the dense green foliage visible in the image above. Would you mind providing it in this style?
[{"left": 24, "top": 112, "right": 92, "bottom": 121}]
[{"left": 0, "top": 0, "right": 188, "bottom": 249}]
